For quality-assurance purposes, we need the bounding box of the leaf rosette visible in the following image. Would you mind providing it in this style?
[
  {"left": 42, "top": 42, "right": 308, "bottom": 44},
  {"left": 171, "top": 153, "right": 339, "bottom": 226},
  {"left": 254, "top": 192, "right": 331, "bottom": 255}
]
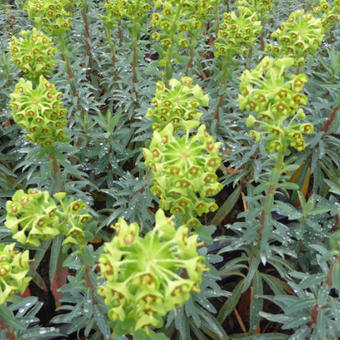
[{"left": 97, "top": 209, "right": 208, "bottom": 333}]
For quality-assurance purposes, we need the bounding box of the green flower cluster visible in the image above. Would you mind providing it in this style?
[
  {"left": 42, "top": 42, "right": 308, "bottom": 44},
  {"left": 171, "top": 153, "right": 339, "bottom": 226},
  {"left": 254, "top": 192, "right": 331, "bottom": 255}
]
[
  {"left": 313, "top": 0, "right": 340, "bottom": 30},
  {"left": 265, "top": 9, "right": 324, "bottom": 67},
  {"left": 54, "top": 192, "right": 92, "bottom": 246},
  {"left": 238, "top": 56, "right": 314, "bottom": 153},
  {"left": 24, "top": 0, "right": 74, "bottom": 36},
  {"left": 5, "top": 189, "right": 91, "bottom": 248},
  {"left": 236, "top": 0, "right": 274, "bottom": 20},
  {"left": 215, "top": 6, "right": 262, "bottom": 58},
  {"left": 144, "top": 124, "right": 223, "bottom": 226},
  {"left": 9, "top": 28, "right": 57, "bottom": 80},
  {"left": 151, "top": 0, "right": 217, "bottom": 65},
  {"left": 9, "top": 76, "right": 67, "bottom": 147},
  {"left": 146, "top": 77, "right": 209, "bottom": 133},
  {"left": 0, "top": 243, "right": 31, "bottom": 305},
  {"left": 101, "top": 0, "right": 152, "bottom": 29},
  {"left": 98, "top": 209, "right": 207, "bottom": 332}
]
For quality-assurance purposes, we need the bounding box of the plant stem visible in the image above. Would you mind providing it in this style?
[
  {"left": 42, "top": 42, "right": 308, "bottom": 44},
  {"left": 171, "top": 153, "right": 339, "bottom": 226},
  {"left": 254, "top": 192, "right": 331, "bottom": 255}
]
[
  {"left": 321, "top": 104, "right": 340, "bottom": 134},
  {"left": 215, "top": 57, "right": 231, "bottom": 120},
  {"left": 80, "top": 249, "right": 105, "bottom": 339},
  {"left": 132, "top": 38, "right": 138, "bottom": 99},
  {"left": 49, "top": 152, "right": 64, "bottom": 192},
  {"left": 105, "top": 26, "right": 117, "bottom": 80},
  {"left": 258, "top": 151, "right": 285, "bottom": 258},
  {"left": 81, "top": 0, "right": 94, "bottom": 79},
  {"left": 163, "top": 1, "right": 183, "bottom": 84}
]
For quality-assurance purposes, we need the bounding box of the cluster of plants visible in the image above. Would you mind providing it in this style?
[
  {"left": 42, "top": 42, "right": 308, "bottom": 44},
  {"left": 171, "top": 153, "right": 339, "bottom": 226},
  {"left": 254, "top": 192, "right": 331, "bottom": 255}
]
[{"left": 0, "top": 0, "right": 339, "bottom": 339}]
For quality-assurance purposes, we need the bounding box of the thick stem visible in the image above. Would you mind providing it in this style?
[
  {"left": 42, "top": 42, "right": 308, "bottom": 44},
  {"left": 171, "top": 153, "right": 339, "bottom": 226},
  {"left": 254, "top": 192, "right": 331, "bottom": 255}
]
[
  {"left": 260, "top": 21, "right": 265, "bottom": 51},
  {"left": 321, "top": 104, "right": 340, "bottom": 134},
  {"left": 258, "top": 152, "right": 285, "bottom": 242},
  {"left": 215, "top": 58, "right": 231, "bottom": 120},
  {"left": 163, "top": 2, "right": 183, "bottom": 84},
  {"left": 132, "top": 39, "right": 138, "bottom": 99},
  {"left": 105, "top": 26, "right": 117, "bottom": 80},
  {"left": 49, "top": 152, "right": 64, "bottom": 192},
  {"left": 185, "top": 42, "right": 195, "bottom": 76},
  {"left": 59, "top": 36, "right": 78, "bottom": 99},
  {"left": 81, "top": 1, "right": 94, "bottom": 78}
]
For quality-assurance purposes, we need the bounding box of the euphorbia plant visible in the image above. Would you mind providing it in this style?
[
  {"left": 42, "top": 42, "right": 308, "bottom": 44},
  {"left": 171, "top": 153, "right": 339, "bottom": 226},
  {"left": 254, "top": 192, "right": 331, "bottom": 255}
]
[
  {"left": 265, "top": 9, "right": 324, "bottom": 67},
  {"left": 5, "top": 189, "right": 91, "bottom": 248},
  {"left": 313, "top": 0, "right": 340, "bottom": 31},
  {"left": 101, "top": 0, "right": 152, "bottom": 95},
  {"left": 98, "top": 209, "right": 208, "bottom": 334},
  {"left": 214, "top": 5, "right": 262, "bottom": 117},
  {"left": 0, "top": 243, "right": 31, "bottom": 305},
  {"left": 8, "top": 28, "right": 57, "bottom": 82},
  {"left": 238, "top": 56, "right": 314, "bottom": 259},
  {"left": 9, "top": 76, "right": 67, "bottom": 148},
  {"left": 151, "top": 0, "right": 217, "bottom": 81},
  {"left": 24, "top": 0, "right": 75, "bottom": 36},
  {"left": 144, "top": 123, "right": 223, "bottom": 226},
  {"left": 146, "top": 77, "right": 209, "bottom": 133}
]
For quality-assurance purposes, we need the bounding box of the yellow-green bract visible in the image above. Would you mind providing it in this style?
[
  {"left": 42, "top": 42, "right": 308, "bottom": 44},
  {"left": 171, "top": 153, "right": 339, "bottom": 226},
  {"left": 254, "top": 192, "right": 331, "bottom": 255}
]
[
  {"left": 97, "top": 209, "right": 208, "bottom": 332},
  {"left": 9, "top": 76, "right": 67, "bottom": 147},
  {"left": 239, "top": 56, "right": 314, "bottom": 153},
  {"left": 9, "top": 28, "right": 57, "bottom": 80},
  {"left": 144, "top": 123, "right": 223, "bottom": 226},
  {"left": 0, "top": 243, "right": 31, "bottom": 305}
]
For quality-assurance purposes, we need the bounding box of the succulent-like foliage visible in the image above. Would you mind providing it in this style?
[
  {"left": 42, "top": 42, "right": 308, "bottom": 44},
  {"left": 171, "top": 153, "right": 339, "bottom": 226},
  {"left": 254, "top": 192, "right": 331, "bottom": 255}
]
[
  {"left": 101, "top": 0, "right": 152, "bottom": 29},
  {"left": 146, "top": 77, "right": 209, "bottom": 133},
  {"left": 215, "top": 6, "right": 262, "bottom": 58},
  {"left": 97, "top": 209, "right": 208, "bottom": 333},
  {"left": 151, "top": 0, "right": 218, "bottom": 66},
  {"left": 144, "top": 124, "right": 223, "bottom": 225},
  {"left": 5, "top": 189, "right": 91, "bottom": 247},
  {"left": 239, "top": 56, "right": 314, "bottom": 153},
  {"left": 265, "top": 9, "right": 325, "bottom": 67},
  {"left": 313, "top": 0, "right": 340, "bottom": 30},
  {"left": 0, "top": 243, "right": 31, "bottom": 305},
  {"left": 8, "top": 28, "right": 57, "bottom": 80},
  {"left": 236, "top": 0, "right": 274, "bottom": 20},
  {"left": 9, "top": 76, "right": 67, "bottom": 147},
  {"left": 24, "top": 0, "right": 74, "bottom": 36}
]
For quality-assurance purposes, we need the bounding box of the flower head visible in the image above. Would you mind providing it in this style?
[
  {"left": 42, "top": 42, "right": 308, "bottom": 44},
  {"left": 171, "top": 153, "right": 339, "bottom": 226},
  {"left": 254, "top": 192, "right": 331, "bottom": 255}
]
[
  {"left": 238, "top": 57, "right": 313, "bottom": 153},
  {"left": 265, "top": 9, "right": 324, "bottom": 66},
  {"left": 9, "top": 76, "right": 67, "bottom": 147},
  {"left": 0, "top": 243, "right": 31, "bottom": 305},
  {"left": 144, "top": 124, "right": 222, "bottom": 224},
  {"left": 24, "top": 0, "right": 74, "bottom": 36},
  {"left": 98, "top": 209, "right": 208, "bottom": 333},
  {"left": 147, "top": 77, "right": 209, "bottom": 133},
  {"left": 215, "top": 6, "right": 262, "bottom": 58},
  {"left": 9, "top": 28, "right": 57, "bottom": 80}
]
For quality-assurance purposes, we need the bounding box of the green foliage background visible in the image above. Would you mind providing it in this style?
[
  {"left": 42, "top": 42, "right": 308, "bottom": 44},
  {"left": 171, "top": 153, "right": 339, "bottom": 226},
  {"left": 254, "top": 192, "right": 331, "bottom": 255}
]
[{"left": 0, "top": 0, "right": 339, "bottom": 339}]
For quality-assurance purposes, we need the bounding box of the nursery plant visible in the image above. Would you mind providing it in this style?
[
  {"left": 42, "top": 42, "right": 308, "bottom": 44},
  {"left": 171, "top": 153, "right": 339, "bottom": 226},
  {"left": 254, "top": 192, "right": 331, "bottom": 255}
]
[{"left": 0, "top": 0, "right": 339, "bottom": 339}]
